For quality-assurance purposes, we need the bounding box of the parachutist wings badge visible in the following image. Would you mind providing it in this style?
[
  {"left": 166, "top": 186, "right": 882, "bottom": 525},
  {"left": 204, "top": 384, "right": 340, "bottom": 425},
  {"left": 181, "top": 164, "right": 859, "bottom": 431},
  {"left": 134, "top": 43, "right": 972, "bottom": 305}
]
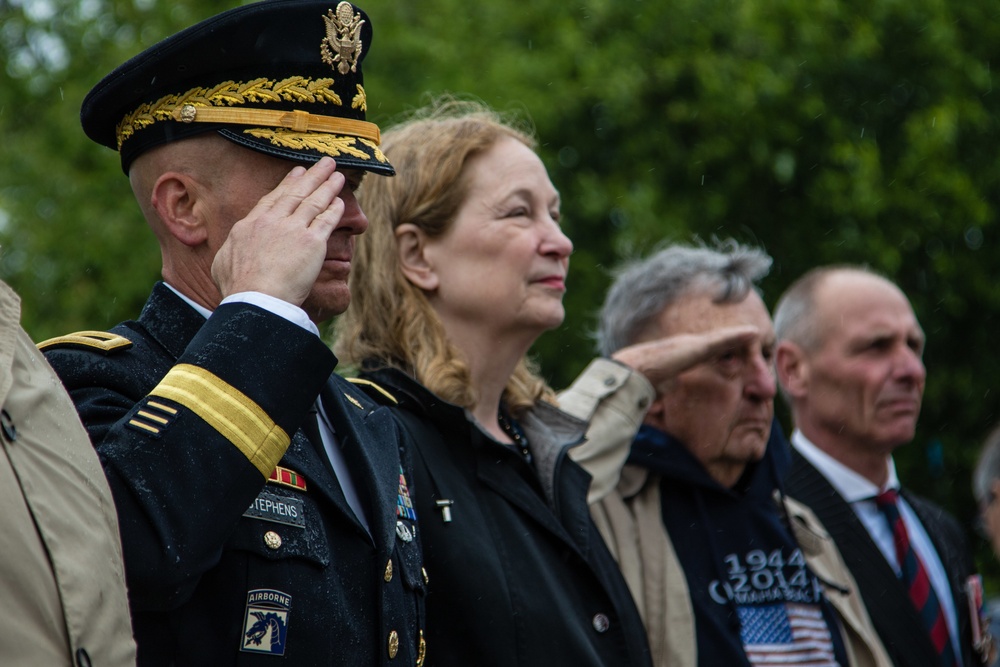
[{"left": 320, "top": 2, "right": 365, "bottom": 75}]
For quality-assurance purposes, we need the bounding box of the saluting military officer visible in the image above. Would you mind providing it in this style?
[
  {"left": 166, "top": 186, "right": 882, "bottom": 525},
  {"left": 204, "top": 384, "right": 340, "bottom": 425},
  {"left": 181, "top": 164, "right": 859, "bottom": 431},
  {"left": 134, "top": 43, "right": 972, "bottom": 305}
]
[{"left": 40, "top": 2, "right": 426, "bottom": 665}]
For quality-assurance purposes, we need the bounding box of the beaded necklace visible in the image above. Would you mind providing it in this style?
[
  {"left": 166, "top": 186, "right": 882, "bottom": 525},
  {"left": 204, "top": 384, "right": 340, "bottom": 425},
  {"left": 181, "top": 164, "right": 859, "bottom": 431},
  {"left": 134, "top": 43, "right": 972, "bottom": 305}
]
[{"left": 497, "top": 408, "right": 532, "bottom": 464}]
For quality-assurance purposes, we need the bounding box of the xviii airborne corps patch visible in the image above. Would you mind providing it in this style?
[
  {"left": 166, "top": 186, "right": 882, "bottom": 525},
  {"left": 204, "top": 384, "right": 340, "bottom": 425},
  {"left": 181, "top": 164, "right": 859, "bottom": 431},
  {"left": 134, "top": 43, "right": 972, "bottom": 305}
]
[{"left": 241, "top": 589, "right": 291, "bottom": 655}]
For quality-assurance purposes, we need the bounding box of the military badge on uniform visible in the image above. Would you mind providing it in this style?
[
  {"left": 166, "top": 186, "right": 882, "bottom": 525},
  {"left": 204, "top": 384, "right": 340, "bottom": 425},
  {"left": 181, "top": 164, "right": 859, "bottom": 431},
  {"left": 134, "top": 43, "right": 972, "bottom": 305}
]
[
  {"left": 397, "top": 466, "right": 417, "bottom": 521},
  {"left": 320, "top": 2, "right": 365, "bottom": 74},
  {"left": 396, "top": 520, "right": 414, "bottom": 543},
  {"left": 127, "top": 398, "right": 179, "bottom": 436},
  {"left": 241, "top": 589, "right": 292, "bottom": 655},
  {"left": 343, "top": 392, "right": 365, "bottom": 410},
  {"left": 268, "top": 465, "right": 308, "bottom": 492}
]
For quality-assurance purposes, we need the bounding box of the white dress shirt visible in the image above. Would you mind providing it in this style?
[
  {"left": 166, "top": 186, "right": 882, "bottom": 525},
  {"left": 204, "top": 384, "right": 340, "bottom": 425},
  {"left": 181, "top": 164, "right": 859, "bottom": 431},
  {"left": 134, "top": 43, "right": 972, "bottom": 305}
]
[
  {"left": 791, "top": 430, "right": 959, "bottom": 658},
  {"left": 167, "top": 285, "right": 370, "bottom": 532}
]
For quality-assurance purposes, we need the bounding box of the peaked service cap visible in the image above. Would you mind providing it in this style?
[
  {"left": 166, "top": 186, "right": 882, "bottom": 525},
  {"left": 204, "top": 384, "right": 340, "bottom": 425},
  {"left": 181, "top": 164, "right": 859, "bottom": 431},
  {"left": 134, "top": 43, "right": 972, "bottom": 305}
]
[{"left": 80, "top": 0, "right": 394, "bottom": 175}]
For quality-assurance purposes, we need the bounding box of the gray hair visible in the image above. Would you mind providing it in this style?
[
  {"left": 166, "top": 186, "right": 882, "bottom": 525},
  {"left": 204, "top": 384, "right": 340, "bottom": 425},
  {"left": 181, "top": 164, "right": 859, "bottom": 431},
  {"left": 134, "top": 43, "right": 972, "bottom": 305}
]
[
  {"left": 597, "top": 240, "right": 773, "bottom": 356},
  {"left": 974, "top": 424, "right": 1000, "bottom": 503},
  {"left": 773, "top": 264, "right": 880, "bottom": 351}
]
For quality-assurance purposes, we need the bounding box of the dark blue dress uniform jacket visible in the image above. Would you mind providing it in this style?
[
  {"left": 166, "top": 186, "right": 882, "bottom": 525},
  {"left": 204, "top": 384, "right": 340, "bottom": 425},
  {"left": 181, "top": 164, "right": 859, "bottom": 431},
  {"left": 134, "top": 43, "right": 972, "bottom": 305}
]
[
  {"left": 41, "top": 283, "right": 426, "bottom": 667},
  {"left": 359, "top": 367, "right": 652, "bottom": 667}
]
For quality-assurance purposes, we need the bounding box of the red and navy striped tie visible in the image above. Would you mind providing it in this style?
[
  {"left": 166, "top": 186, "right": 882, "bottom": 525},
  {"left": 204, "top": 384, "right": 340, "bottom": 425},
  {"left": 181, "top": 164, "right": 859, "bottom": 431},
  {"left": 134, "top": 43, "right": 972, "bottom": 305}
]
[{"left": 874, "top": 489, "right": 959, "bottom": 667}]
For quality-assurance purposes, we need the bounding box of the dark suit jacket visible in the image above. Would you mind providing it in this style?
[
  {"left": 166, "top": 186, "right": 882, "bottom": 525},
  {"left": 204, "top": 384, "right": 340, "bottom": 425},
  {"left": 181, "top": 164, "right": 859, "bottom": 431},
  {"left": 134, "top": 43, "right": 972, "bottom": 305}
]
[
  {"left": 42, "top": 283, "right": 426, "bottom": 667},
  {"left": 787, "top": 447, "right": 983, "bottom": 667}
]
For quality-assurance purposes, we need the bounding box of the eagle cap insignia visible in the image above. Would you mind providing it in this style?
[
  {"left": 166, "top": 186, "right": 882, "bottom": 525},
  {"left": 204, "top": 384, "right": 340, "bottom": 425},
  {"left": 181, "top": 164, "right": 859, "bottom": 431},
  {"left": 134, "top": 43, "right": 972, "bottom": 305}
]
[{"left": 320, "top": 2, "right": 365, "bottom": 75}]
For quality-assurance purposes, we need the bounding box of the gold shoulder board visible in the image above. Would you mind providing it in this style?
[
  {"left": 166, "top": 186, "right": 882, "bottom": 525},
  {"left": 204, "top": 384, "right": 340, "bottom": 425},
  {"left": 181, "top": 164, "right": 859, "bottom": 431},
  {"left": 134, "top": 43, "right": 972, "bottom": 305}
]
[
  {"left": 37, "top": 330, "right": 133, "bottom": 354},
  {"left": 345, "top": 377, "right": 398, "bottom": 404}
]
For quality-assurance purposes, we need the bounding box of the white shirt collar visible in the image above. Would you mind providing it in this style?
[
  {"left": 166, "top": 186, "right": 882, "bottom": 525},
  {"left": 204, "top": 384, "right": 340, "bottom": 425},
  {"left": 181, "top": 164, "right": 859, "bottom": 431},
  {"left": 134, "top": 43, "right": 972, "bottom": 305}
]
[
  {"left": 163, "top": 282, "right": 319, "bottom": 337},
  {"left": 164, "top": 282, "right": 211, "bottom": 320},
  {"left": 790, "top": 429, "right": 899, "bottom": 502}
]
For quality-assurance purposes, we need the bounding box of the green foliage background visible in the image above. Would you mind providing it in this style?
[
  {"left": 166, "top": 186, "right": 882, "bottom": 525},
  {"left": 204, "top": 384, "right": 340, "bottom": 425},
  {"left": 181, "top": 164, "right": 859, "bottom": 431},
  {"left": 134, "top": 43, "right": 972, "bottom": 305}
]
[{"left": 3, "top": 0, "right": 1000, "bottom": 580}]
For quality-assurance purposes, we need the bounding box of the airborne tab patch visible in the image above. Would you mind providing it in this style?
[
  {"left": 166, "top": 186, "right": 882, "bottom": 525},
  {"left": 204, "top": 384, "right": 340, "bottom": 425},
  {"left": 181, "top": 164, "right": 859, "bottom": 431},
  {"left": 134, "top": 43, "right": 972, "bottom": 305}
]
[{"left": 242, "top": 589, "right": 291, "bottom": 655}]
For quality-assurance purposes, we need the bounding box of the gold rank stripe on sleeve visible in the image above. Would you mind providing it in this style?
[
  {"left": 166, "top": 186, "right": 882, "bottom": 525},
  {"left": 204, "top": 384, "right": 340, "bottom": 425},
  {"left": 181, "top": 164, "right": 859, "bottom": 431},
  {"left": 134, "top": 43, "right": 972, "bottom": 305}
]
[{"left": 149, "top": 364, "right": 289, "bottom": 476}]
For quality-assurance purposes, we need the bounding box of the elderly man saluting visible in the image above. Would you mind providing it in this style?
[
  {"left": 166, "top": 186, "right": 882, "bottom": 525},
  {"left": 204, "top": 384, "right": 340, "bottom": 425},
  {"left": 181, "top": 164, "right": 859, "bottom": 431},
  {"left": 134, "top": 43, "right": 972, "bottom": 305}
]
[
  {"left": 40, "top": 2, "right": 426, "bottom": 665},
  {"left": 774, "top": 266, "right": 989, "bottom": 667},
  {"left": 565, "top": 242, "right": 888, "bottom": 667}
]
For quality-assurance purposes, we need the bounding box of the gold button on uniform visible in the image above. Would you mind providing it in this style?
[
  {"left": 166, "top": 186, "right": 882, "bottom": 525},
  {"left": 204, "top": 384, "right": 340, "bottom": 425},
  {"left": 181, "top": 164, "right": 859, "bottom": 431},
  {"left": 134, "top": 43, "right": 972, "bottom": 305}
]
[
  {"left": 387, "top": 630, "right": 399, "bottom": 659},
  {"left": 422, "top": 567, "right": 429, "bottom": 585},
  {"left": 263, "top": 531, "right": 282, "bottom": 550},
  {"left": 416, "top": 630, "right": 427, "bottom": 667},
  {"left": 384, "top": 559, "right": 393, "bottom": 583}
]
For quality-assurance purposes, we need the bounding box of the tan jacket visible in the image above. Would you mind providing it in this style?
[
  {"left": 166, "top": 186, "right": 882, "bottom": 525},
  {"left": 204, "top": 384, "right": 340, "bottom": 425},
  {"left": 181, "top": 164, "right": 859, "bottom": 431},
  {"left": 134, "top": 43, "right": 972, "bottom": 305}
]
[
  {"left": 0, "top": 281, "right": 136, "bottom": 666},
  {"left": 561, "top": 358, "right": 891, "bottom": 667}
]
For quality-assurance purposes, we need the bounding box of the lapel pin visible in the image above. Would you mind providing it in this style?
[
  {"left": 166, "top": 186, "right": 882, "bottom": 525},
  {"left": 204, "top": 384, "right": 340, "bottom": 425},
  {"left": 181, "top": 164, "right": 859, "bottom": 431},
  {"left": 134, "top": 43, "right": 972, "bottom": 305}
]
[{"left": 435, "top": 498, "right": 454, "bottom": 523}]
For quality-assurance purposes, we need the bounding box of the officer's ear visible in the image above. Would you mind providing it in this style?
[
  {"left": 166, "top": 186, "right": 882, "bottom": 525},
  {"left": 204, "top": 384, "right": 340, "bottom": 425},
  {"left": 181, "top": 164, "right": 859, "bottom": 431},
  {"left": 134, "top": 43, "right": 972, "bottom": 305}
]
[
  {"left": 150, "top": 171, "right": 209, "bottom": 247},
  {"left": 775, "top": 340, "right": 809, "bottom": 399},
  {"left": 396, "top": 223, "right": 439, "bottom": 292}
]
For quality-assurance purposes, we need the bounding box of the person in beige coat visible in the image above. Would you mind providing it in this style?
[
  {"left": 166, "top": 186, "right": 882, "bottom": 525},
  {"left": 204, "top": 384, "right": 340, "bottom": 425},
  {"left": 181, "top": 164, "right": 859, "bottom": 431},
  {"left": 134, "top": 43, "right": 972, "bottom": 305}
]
[
  {"left": 0, "top": 279, "right": 136, "bottom": 666},
  {"left": 562, "top": 242, "right": 891, "bottom": 667}
]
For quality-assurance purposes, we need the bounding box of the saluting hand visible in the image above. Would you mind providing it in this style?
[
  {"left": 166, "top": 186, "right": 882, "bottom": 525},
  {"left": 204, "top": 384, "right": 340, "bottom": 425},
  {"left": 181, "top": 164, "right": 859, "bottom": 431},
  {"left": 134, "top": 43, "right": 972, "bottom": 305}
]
[
  {"left": 212, "top": 157, "right": 348, "bottom": 307},
  {"left": 612, "top": 325, "right": 761, "bottom": 389}
]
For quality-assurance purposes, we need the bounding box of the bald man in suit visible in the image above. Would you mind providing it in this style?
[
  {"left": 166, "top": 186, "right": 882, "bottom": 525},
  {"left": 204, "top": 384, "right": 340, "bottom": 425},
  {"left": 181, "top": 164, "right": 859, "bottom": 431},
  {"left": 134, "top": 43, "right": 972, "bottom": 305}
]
[{"left": 774, "top": 266, "right": 989, "bottom": 667}]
